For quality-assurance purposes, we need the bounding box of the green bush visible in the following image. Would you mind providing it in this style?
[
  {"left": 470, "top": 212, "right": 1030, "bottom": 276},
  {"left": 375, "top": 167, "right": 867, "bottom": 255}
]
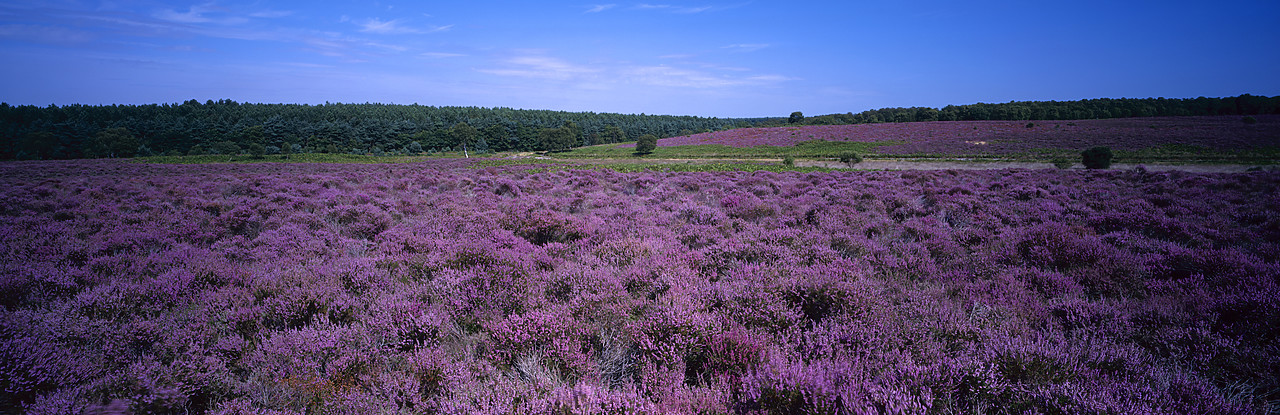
[
  {"left": 1081, "top": 146, "right": 1113, "bottom": 169},
  {"left": 782, "top": 155, "right": 795, "bottom": 167},
  {"left": 635, "top": 134, "right": 658, "bottom": 155},
  {"left": 838, "top": 152, "right": 862, "bottom": 165},
  {"left": 1051, "top": 157, "right": 1073, "bottom": 169},
  {"left": 1243, "top": 116, "right": 1258, "bottom": 124}
]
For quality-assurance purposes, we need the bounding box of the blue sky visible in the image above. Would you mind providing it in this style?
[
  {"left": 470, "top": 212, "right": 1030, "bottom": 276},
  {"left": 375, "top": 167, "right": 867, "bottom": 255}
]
[{"left": 1, "top": 0, "right": 1278, "bottom": 117}]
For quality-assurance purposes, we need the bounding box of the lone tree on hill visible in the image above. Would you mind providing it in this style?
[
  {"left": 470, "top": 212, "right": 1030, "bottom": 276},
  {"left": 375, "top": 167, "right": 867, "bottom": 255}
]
[
  {"left": 635, "top": 134, "right": 658, "bottom": 155},
  {"left": 1081, "top": 146, "right": 1113, "bottom": 169},
  {"left": 789, "top": 111, "right": 804, "bottom": 124}
]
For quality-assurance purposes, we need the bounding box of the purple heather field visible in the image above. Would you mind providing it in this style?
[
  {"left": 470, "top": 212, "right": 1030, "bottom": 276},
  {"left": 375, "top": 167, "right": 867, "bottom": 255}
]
[
  {"left": 1, "top": 159, "right": 1279, "bottom": 414},
  {"left": 620, "top": 116, "right": 1280, "bottom": 155}
]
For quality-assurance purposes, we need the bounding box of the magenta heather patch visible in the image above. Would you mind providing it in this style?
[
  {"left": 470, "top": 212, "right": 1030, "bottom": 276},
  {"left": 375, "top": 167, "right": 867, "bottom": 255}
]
[
  {"left": 631, "top": 115, "right": 1280, "bottom": 156},
  {"left": 0, "top": 159, "right": 1278, "bottom": 413}
]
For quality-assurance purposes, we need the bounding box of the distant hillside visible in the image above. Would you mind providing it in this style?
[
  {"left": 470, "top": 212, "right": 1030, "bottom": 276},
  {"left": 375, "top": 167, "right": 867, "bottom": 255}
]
[
  {"left": 782, "top": 94, "right": 1280, "bottom": 126},
  {"left": 665, "top": 115, "right": 1279, "bottom": 156},
  {"left": 564, "top": 115, "right": 1279, "bottom": 162}
]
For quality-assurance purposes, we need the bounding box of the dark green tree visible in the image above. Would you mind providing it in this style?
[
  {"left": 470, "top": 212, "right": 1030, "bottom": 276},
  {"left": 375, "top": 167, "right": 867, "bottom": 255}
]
[
  {"left": 90, "top": 127, "right": 139, "bottom": 158},
  {"left": 482, "top": 124, "right": 510, "bottom": 152},
  {"left": 247, "top": 142, "right": 265, "bottom": 159},
  {"left": 17, "top": 131, "right": 58, "bottom": 160},
  {"left": 450, "top": 122, "right": 480, "bottom": 149},
  {"left": 1081, "top": 146, "right": 1113, "bottom": 169},
  {"left": 540, "top": 122, "right": 579, "bottom": 152},
  {"left": 602, "top": 125, "right": 626, "bottom": 144},
  {"left": 789, "top": 111, "right": 804, "bottom": 124},
  {"left": 635, "top": 134, "right": 658, "bottom": 155},
  {"left": 515, "top": 125, "right": 540, "bottom": 151},
  {"left": 212, "top": 141, "right": 241, "bottom": 156},
  {"left": 238, "top": 125, "right": 265, "bottom": 147},
  {"left": 564, "top": 121, "right": 582, "bottom": 147}
]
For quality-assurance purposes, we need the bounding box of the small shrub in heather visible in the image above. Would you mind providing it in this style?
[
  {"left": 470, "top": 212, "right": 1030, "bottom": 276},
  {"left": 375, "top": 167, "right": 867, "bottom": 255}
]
[
  {"left": 838, "top": 151, "right": 862, "bottom": 166},
  {"left": 0, "top": 159, "right": 1277, "bottom": 413}
]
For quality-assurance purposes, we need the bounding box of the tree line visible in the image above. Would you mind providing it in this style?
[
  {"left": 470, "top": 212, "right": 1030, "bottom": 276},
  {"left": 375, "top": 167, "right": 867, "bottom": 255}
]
[
  {"left": 0, "top": 100, "right": 766, "bottom": 160},
  {"left": 2, "top": 95, "right": 1277, "bottom": 160},
  {"left": 785, "top": 94, "right": 1280, "bottom": 126}
]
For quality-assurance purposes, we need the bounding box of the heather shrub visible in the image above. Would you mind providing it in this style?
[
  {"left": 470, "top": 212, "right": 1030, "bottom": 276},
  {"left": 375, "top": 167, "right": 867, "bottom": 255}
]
[
  {"left": 1081, "top": 146, "right": 1113, "bottom": 169},
  {"left": 1, "top": 161, "right": 1278, "bottom": 413},
  {"left": 501, "top": 210, "right": 587, "bottom": 246},
  {"left": 720, "top": 193, "right": 776, "bottom": 221},
  {"left": 325, "top": 204, "right": 392, "bottom": 240}
]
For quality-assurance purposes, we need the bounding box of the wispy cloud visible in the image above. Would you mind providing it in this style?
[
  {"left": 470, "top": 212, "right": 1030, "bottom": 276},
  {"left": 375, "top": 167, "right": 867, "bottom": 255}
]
[
  {"left": 479, "top": 55, "right": 600, "bottom": 81},
  {"left": 356, "top": 18, "right": 451, "bottom": 35},
  {"left": 281, "top": 62, "right": 335, "bottom": 69},
  {"left": 153, "top": 3, "right": 247, "bottom": 25},
  {"left": 585, "top": 4, "right": 617, "bottom": 13},
  {"left": 624, "top": 65, "right": 740, "bottom": 88},
  {"left": 249, "top": 10, "right": 293, "bottom": 18},
  {"left": 0, "top": 24, "right": 95, "bottom": 45},
  {"left": 723, "top": 43, "right": 769, "bottom": 52},
  {"left": 1, "top": 3, "right": 425, "bottom": 66},
  {"left": 624, "top": 66, "right": 793, "bottom": 88},
  {"left": 747, "top": 74, "right": 800, "bottom": 82},
  {"left": 634, "top": 4, "right": 714, "bottom": 13},
  {"left": 677, "top": 6, "right": 713, "bottom": 13},
  {"left": 422, "top": 52, "right": 466, "bottom": 58},
  {"left": 479, "top": 52, "right": 795, "bottom": 89}
]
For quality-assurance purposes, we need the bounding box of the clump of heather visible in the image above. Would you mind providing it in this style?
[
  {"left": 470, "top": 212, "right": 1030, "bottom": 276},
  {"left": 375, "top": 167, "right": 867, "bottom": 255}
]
[{"left": 1, "top": 159, "right": 1278, "bottom": 414}]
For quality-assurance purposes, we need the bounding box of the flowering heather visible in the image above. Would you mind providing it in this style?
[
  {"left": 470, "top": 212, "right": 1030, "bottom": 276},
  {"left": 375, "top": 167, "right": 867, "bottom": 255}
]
[
  {"left": 1, "top": 159, "right": 1279, "bottom": 414},
  {"left": 637, "top": 115, "right": 1280, "bottom": 155}
]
